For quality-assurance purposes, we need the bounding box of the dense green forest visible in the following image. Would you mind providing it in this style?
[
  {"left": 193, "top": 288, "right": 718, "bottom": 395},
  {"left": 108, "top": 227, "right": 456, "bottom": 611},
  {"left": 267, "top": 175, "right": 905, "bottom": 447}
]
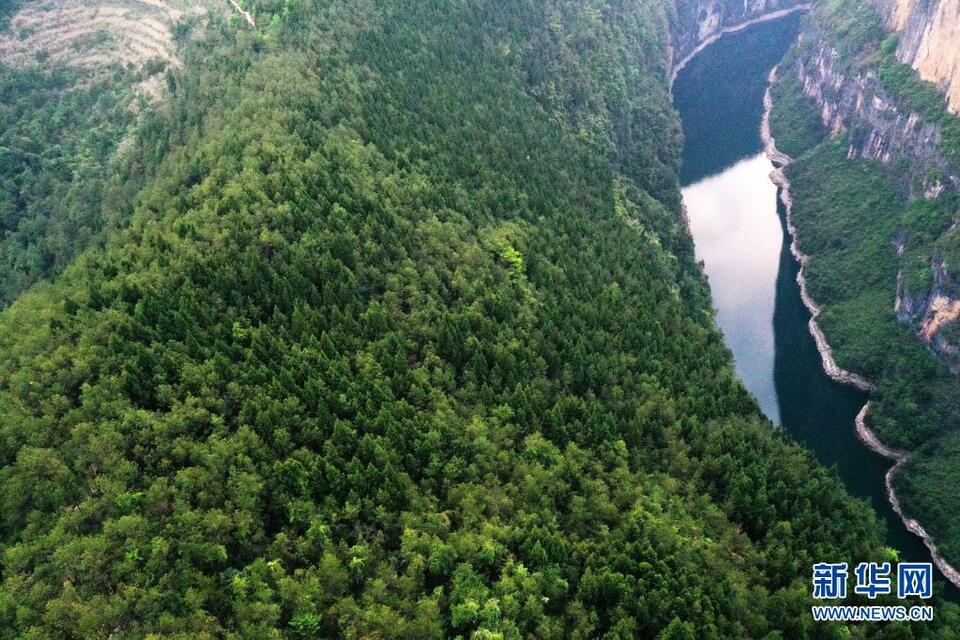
[
  {"left": 1, "top": 0, "right": 958, "bottom": 637},
  {"left": 0, "top": 62, "right": 140, "bottom": 306},
  {"left": 769, "top": 0, "right": 960, "bottom": 569}
]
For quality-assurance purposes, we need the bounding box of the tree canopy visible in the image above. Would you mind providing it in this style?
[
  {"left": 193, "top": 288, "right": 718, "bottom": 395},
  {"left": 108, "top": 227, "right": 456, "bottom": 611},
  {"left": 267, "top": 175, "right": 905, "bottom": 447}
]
[{"left": 0, "top": 1, "right": 956, "bottom": 637}]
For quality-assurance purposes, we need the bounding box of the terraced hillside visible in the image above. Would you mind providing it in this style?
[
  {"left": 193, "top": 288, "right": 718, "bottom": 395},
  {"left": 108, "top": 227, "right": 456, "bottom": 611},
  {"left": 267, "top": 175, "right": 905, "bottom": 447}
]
[
  {"left": 0, "top": 1, "right": 224, "bottom": 75},
  {"left": 0, "top": 1, "right": 237, "bottom": 307}
]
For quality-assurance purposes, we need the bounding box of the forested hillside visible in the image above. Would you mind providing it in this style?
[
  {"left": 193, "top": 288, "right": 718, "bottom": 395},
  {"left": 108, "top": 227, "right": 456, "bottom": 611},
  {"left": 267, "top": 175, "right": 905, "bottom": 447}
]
[
  {"left": 0, "top": 0, "right": 224, "bottom": 306},
  {"left": 1, "top": 1, "right": 956, "bottom": 637},
  {"left": 0, "top": 63, "right": 136, "bottom": 306}
]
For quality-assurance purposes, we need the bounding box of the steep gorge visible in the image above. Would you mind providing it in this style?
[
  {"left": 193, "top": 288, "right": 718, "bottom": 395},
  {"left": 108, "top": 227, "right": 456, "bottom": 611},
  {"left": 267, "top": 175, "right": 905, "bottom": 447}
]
[
  {"left": 769, "top": 0, "right": 960, "bottom": 574},
  {"left": 669, "top": 0, "right": 811, "bottom": 82}
]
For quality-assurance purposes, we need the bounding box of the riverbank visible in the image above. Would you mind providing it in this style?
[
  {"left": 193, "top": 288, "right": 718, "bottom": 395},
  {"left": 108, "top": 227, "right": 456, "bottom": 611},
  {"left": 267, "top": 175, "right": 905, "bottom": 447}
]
[
  {"left": 761, "top": 65, "right": 960, "bottom": 589},
  {"left": 668, "top": 4, "right": 812, "bottom": 90}
]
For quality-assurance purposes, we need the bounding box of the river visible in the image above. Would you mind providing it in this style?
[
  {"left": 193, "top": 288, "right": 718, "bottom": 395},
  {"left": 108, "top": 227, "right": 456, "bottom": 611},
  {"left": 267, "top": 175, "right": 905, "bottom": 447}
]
[{"left": 673, "top": 13, "right": 957, "bottom": 598}]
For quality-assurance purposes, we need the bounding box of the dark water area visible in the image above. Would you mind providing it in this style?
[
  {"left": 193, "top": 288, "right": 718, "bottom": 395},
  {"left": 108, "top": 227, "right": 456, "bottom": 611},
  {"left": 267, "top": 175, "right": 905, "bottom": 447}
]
[
  {"left": 674, "top": 14, "right": 958, "bottom": 599},
  {"left": 675, "top": 13, "right": 801, "bottom": 186},
  {"left": 772, "top": 212, "right": 951, "bottom": 592}
]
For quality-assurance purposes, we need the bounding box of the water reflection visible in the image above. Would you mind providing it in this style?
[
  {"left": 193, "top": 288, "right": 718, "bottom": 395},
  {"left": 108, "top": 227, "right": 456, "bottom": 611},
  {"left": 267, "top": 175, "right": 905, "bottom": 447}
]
[
  {"left": 683, "top": 154, "right": 782, "bottom": 423},
  {"left": 674, "top": 13, "right": 958, "bottom": 599}
]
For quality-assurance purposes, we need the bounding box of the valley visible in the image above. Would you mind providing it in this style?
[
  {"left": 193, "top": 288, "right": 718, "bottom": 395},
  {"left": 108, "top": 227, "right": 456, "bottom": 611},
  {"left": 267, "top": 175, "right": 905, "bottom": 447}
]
[
  {"left": 767, "top": 0, "right": 960, "bottom": 584},
  {"left": 1, "top": 0, "right": 960, "bottom": 636},
  {"left": 675, "top": 8, "right": 960, "bottom": 597}
]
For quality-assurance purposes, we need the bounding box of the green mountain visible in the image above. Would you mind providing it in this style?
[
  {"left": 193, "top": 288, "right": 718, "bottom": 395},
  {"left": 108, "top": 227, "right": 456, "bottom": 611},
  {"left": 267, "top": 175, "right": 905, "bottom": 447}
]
[
  {"left": 1, "top": 1, "right": 957, "bottom": 637},
  {"left": 768, "top": 0, "right": 960, "bottom": 571}
]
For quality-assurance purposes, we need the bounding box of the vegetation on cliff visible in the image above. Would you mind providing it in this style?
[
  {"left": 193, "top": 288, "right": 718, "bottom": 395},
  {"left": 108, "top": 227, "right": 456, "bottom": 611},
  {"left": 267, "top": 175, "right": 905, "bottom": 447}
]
[
  {"left": 770, "top": 0, "right": 960, "bottom": 570},
  {"left": 815, "top": 0, "right": 960, "bottom": 163},
  {"left": 1, "top": 0, "right": 957, "bottom": 636},
  {"left": 767, "top": 60, "right": 826, "bottom": 158}
]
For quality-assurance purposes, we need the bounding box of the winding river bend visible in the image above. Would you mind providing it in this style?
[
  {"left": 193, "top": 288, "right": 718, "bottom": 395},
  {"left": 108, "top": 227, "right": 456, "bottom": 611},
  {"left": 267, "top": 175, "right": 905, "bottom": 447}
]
[{"left": 673, "top": 14, "right": 958, "bottom": 597}]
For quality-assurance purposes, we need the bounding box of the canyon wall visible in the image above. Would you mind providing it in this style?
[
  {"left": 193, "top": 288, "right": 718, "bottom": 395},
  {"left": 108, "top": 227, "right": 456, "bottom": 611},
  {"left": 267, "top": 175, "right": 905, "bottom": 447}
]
[
  {"left": 793, "top": 36, "right": 959, "bottom": 196},
  {"left": 780, "top": 3, "right": 960, "bottom": 368},
  {"left": 669, "top": 0, "right": 809, "bottom": 75},
  {"left": 867, "top": 0, "right": 960, "bottom": 114}
]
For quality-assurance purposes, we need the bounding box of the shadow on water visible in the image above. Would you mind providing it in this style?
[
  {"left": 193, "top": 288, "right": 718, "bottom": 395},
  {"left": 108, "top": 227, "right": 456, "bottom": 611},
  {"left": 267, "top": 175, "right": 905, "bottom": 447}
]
[
  {"left": 674, "top": 12, "right": 959, "bottom": 600},
  {"left": 676, "top": 14, "right": 802, "bottom": 186},
  {"left": 773, "top": 199, "right": 939, "bottom": 573}
]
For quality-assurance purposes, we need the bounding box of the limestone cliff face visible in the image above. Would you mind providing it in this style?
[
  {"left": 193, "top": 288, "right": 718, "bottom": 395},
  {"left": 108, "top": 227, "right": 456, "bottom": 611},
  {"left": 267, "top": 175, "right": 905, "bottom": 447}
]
[
  {"left": 781, "top": 10, "right": 960, "bottom": 369},
  {"left": 669, "top": 0, "right": 808, "bottom": 74},
  {"left": 867, "top": 0, "right": 960, "bottom": 114},
  {"left": 896, "top": 253, "right": 960, "bottom": 372},
  {"left": 792, "top": 36, "right": 959, "bottom": 196}
]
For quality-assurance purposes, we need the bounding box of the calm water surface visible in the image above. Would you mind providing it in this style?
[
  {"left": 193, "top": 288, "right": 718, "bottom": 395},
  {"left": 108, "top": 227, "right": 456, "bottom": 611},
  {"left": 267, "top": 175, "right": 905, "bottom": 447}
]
[
  {"left": 683, "top": 154, "right": 781, "bottom": 423},
  {"left": 674, "top": 14, "right": 956, "bottom": 597}
]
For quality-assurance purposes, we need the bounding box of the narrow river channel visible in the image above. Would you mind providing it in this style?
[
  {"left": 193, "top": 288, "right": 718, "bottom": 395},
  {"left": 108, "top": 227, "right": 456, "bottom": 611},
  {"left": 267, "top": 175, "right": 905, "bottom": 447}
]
[{"left": 673, "top": 13, "right": 957, "bottom": 598}]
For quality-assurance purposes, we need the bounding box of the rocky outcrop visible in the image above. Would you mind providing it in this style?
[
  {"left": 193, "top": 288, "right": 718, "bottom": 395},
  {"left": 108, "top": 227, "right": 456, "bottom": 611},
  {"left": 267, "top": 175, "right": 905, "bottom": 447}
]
[
  {"left": 896, "top": 254, "right": 960, "bottom": 370},
  {"left": 763, "top": 68, "right": 960, "bottom": 589},
  {"left": 791, "top": 36, "right": 959, "bottom": 195},
  {"left": 668, "top": 0, "right": 811, "bottom": 85},
  {"left": 867, "top": 0, "right": 960, "bottom": 114}
]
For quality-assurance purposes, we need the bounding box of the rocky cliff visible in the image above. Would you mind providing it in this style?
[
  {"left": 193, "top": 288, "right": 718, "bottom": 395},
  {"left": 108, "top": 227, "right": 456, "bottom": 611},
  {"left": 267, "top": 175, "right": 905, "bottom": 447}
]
[
  {"left": 792, "top": 35, "right": 959, "bottom": 196},
  {"left": 669, "top": 0, "right": 810, "bottom": 81},
  {"left": 779, "top": 1, "right": 960, "bottom": 370},
  {"left": 896, "top": 253, "right": 960, "bottom": 371},
  {"left": 867, "top": 0, "right": 960, "bottom": 114}
]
